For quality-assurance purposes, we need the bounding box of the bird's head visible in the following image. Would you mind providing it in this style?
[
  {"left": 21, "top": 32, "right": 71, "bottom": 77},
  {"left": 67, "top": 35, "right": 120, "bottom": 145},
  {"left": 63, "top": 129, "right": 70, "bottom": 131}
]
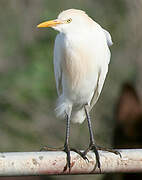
[{"left": 37, "top": 9, "right": 91, "bottom": 33}]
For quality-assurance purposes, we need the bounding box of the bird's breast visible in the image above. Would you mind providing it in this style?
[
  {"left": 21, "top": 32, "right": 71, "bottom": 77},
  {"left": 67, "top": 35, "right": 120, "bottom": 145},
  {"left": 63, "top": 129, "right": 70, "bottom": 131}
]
[
  {"left": 58, "top": 31, "right": 109, "bottom": 104},
  {"left": 60, "top": 36, "right": 101, "bottom": 104},
  {"left": 62, "top": 41, "right": 96, "bottom": 88}
]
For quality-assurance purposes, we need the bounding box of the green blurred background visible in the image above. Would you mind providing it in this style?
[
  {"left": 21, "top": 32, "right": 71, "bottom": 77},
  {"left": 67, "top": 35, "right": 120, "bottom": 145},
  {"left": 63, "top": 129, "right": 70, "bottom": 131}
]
[{"left": 0, "top": 0, "right": 142, "bottom": 179}]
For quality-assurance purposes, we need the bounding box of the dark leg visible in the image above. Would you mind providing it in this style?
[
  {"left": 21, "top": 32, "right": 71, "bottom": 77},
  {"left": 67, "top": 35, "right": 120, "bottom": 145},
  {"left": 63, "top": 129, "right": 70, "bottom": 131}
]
[
  {"left": 63, "top": 112, "right": 90, "bottom": 172},
  {"left": 82, "top": 105, "right": 121, "bottom": 172},
  {"left": 41, "top": 113, "right": 72, "bottom": 172},
  {"left": 83, "top": 105, "right": 101, "bottom": 170},
  {"left": 41, "top": 111, "right": 86, "bottom": 172},
  {"left": 63, "top": 113, "right": 71, "bottom": 172},
  {"left": 63, "top": 112, "right": 88, "bottom": 172}
]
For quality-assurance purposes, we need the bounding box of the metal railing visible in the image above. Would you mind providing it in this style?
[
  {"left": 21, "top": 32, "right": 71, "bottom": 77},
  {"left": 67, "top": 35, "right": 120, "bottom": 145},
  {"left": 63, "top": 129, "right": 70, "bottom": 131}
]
[{"left": 0, "top": 149, "right": 142, "bottom": 176}]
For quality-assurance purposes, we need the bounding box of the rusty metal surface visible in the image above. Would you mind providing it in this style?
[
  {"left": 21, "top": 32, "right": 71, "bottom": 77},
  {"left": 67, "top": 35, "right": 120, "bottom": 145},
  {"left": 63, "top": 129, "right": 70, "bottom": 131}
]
[{"left": 0, "top": 149, "right": 142, "bottom": 176}]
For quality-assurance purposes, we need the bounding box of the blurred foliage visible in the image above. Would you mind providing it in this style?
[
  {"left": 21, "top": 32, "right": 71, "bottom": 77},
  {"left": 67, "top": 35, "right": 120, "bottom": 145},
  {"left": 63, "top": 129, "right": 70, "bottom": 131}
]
[{"left": 0, "top": 0, "right": 142, "bottom": 179}]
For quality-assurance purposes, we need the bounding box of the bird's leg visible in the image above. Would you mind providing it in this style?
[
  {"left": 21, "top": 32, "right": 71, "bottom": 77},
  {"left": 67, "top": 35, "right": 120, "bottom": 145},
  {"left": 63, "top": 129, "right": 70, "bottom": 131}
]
[
  {"left": 63, "top": 113, "right": 71, "bottom": 172},
  {"left": 41, "top": 112, "right": 86, "bottom": 172},
  {"left": 82, "top": 106, "right": 121, "bottom": 172},
  {"left": 82, "top": 105, "right": 101, "bottom": 171},
  {"left": 63, "top": 112, "right": 88, "bottom": 172},
  {"left": 41, "top": 112, "right": 72, "bottom": 172}
]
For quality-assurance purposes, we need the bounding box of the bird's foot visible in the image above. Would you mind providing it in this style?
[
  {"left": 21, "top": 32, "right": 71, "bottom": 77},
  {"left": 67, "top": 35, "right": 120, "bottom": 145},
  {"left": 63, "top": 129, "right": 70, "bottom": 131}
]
[
  {"left": 63, "top": 145, "right": 88, "bottom": 172},
  {"left": 97, "top": 146, "right": 122, "bottom": 158},
  {"left": 63, "top": 144, "right": 71, "bottom": 172},
  {"left": 40, "top": 145, "right": 87, "bottom": 172},
  {"left": 82, "top": 143, "right": 101, "bottom": 172},
  {"left": 40, "top": 144, "right": 72, "bottom": 172},
  {"left": 81, "top": 144, "right": 121, "bottom": 172}
]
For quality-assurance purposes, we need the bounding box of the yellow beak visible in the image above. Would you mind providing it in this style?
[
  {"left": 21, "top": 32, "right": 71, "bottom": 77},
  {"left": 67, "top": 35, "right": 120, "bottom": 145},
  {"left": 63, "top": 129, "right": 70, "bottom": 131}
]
[{"left": 37, "top": 19, "right": 62, "bottom": 28}]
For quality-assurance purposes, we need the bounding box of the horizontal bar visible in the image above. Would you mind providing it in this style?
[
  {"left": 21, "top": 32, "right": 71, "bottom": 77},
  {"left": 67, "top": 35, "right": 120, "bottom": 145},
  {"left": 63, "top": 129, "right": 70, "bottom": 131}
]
[{"left": 0, "top": 149, "right": 142, "bottom": 176}]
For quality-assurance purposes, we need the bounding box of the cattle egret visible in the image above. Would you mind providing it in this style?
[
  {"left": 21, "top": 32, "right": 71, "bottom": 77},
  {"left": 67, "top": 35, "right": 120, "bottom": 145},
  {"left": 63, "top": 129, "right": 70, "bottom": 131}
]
[{"left": 37, "top": 9, "right": 120, "bottom": 172}]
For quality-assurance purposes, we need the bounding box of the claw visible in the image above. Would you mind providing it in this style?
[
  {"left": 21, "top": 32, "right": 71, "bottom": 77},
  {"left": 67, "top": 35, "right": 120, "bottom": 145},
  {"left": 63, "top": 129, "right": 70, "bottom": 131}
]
[
  {"left": 71, "top": 148, "right": 89, "bottom": 162},
  {"left": 40, "top": 145, "right": 89, "bottom": 172},
  {"left": 40, "top": 145, "right": 64, "bottom": 151},
  {"left": 40, "top": 146, "right": 53, "bottom": 151},
  {"left": 81, "top": 143, "right": 101, "bottom": 172},
  {"left": 114, "top": 150, "right": 122, "bottom": 158},
  {"left": 97, "top": 146, "right": 122, "bottom": 158},
  {"left": 63, "top": 144, "right": 71, "bottom": 172},
  {"left": 82, "top": 143, "right": 101, "bottom": 171},
  {"left": 82, "top": 154, "right": 89, "bottom": 163},
  {"left": 91, "top": 144, "right": 101, "bottom": 169}
]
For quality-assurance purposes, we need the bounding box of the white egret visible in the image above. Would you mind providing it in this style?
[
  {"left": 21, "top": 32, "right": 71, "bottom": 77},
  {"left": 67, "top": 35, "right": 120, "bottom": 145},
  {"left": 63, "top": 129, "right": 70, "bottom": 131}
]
[{"left": 37, "top": 9, "right": 120, "bottom": 172}]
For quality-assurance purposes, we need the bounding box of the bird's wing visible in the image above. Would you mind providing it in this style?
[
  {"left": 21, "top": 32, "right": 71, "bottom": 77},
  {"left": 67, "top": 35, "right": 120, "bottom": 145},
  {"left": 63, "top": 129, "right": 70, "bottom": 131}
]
[
  {"left": 89, "top": 28, "right": 112, "bottom": 110},
  {"left": 53, "top": 34, "right": 63, "bottom": 96},
  {"left": 89, "top": 31, "right": 111, "bottom": 110},
  {"left": 103, "top": 29, "right": 113, "bottom": 47},
  {"left": 89, "top": 65, "right": 108, "bottom": 111}
]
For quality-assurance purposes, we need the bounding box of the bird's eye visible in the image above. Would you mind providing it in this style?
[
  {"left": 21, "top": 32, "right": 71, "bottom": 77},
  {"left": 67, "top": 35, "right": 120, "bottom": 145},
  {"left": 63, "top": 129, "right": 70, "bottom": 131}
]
[{"left": 66, "top": 18, "right": 72, "bottom": 23}]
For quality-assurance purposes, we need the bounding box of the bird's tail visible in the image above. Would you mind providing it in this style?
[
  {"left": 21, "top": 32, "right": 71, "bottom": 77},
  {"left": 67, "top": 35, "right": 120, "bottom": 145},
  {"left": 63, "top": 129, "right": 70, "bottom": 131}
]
[
  {"left": 55, "top": 95, "right": 72, "bottom": 119},
  {"left": 71, "top": 108, "right": 86, "bottom": 123},
  {"left": 55, "top": 95, "right": 86, "bottom": 123}
]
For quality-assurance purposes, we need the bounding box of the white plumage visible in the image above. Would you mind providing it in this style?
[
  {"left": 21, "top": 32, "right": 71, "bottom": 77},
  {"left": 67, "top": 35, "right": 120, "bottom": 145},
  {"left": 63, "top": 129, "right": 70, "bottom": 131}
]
[
  {"left": 37, "top": 8, "right": 113, "bottom": 171},
  {"left": 38, "top": 9, "right": 112, "bottom": 123},
  {"left": 53, "top": 9, "right": 112, "bottom": 123}
]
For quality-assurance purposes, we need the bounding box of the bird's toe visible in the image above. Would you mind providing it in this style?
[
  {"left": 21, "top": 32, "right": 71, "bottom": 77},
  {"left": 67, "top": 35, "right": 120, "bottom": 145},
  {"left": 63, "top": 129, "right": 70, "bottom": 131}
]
[{"left": 63, "top": 144, "right": 71, "bottom": 172}]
